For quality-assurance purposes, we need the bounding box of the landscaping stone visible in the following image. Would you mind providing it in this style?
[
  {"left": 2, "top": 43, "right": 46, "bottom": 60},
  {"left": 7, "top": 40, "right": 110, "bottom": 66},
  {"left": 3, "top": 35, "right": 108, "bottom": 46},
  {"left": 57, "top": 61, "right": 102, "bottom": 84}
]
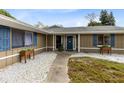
[
  {"left": 0, "top": 52, "right": 57, "bottom": 83},
  {"left": 71, "top": 53, "right": 124, "bottom": 63}
]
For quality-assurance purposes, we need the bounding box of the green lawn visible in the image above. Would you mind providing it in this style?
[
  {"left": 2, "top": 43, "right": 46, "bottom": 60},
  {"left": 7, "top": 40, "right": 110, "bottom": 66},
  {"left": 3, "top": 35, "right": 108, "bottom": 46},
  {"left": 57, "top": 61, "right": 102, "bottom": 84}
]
[{"left": 68, "top": 57, "right": 124, "bottom": 83}]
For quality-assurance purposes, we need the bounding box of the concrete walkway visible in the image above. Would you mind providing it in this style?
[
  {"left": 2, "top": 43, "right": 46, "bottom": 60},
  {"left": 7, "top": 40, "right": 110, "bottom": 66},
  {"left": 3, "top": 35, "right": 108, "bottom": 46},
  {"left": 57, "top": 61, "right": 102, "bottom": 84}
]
[{"left": 45, "top": 52, "right": 70, "bottom": 83}]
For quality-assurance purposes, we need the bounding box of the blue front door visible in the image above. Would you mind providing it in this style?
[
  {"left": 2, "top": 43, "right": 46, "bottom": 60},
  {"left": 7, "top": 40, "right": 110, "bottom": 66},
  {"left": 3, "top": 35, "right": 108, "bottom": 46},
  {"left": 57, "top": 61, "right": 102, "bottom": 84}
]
[{"left": 67, "top": 36, "right": 73, "bottom": 50}]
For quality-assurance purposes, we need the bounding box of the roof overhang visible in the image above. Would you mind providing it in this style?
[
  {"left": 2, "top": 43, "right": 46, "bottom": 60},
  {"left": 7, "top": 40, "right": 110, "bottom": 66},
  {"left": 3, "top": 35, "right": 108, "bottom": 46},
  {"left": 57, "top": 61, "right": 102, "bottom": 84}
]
[
  {"left": 48, "top": 30, "right": 124, "bottom": 34},
  {"left": 0, "top": 14, "right": 48, "bottom": 34}
]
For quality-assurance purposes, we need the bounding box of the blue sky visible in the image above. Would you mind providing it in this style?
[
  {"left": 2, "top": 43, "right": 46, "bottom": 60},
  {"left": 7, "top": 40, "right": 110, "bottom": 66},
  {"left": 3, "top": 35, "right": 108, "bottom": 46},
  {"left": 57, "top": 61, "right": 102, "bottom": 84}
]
[{"left": 6, "top": 9, "right": 124, "bottom": 27}]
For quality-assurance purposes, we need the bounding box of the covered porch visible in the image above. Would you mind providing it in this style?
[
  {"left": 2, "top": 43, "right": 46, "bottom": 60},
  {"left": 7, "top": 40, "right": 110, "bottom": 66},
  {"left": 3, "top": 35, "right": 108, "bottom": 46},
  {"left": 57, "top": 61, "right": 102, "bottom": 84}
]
[
  {"left": 48, "top": 34, "right": 81, "bottom": 52},
  {"left": 47, "top": 33, "right": 115, "bottom": 53}
]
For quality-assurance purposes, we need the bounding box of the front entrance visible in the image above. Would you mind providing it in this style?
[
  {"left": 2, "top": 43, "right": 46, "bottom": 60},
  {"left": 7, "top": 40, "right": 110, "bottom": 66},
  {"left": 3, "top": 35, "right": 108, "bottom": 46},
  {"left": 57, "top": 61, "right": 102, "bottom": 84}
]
[
  {"left": 67, "top": 36, "right": 73, "bottom": 50},
  {"left": 56, "top": 35, "right": 61, "bottom": 49}
]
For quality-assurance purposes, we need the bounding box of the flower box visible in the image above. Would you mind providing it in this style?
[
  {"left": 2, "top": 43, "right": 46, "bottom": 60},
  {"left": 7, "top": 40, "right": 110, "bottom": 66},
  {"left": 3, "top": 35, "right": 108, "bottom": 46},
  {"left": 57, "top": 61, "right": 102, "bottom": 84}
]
[
  {"left": 19, "top": 48, "right": 35, "bottom": 63},
  {"left": 97, "top": 45, "right": 112, "bottom": 54}
]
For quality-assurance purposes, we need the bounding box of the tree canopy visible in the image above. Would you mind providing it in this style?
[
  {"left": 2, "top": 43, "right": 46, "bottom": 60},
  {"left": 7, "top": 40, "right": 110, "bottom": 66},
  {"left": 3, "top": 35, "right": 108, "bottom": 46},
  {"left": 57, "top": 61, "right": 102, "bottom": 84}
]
[
  {"left": 108, "top": 12, "right": 115, "bottom": 26},
  {"left": 35, "top": 21, "right": 46, "bottom": 28},
  {"left": 88, "top": 21, "right": 102, "bottom": 26},
  {"left": 86, "top": 10, "right": 116, "bottom": 26},
  {"left": 99, "top": 10, "right": 115, "bottom": 26},
  {"left": 85, "top": 13, "right": 97, "bottom": 22},
  {"left": 0, "top": 9, "right": 15, "bottom": 19}
]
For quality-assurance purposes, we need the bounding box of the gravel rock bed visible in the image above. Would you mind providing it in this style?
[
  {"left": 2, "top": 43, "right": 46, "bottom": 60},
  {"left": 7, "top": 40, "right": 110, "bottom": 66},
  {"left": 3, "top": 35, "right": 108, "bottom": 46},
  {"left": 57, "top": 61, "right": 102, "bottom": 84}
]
[
  {"left": 70, "top": 53, "right": 124, "bottom": 63},
  {"left": 0, "top": 52, "right": 57, "bottom": 83}
]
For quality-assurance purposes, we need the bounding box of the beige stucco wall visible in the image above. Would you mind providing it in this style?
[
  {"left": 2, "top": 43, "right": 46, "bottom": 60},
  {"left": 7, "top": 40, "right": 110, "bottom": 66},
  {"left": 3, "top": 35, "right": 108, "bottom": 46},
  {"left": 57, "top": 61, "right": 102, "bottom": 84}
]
[
  {"left": 80, "top": 34, "right": 124, "bottom": 48},
  {"left": 115, "top": 34, "right": 124, "bottom": 48},
  {"left": 41, "top": 34, "right": 46, "bottom": 47},
  {"left": 37, "top": 33, "right": 46, "bottom": 48},
  {"left": 47, "top": 35, "right": 53, "bottom": 47},
  {"left": 80, "top": 34, "right": 93, "bottom": 47},
  {"left": 0, "top": 48, "right": 23, "bottom": 58},
  {"left": 0, "top": 47, "right": 46, "bottom": 69},
  {"left": 0, "top": 49, "right": 20, "bottom": 69},
  {"left": 37, "top": 33, "right": 42, "bottom": 48}
]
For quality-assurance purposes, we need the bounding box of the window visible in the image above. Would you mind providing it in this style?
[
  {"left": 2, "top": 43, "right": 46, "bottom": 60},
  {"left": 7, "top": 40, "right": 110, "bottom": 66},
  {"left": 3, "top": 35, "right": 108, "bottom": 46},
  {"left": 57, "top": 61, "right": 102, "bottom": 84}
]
[
  {"left": 0, "top": 26, "right": 10, "bottom": 51},
  {"left": 33, "top": 32, "right": 37, "bottom": 47},
  {"left": 104, "top": 35, "right": 110, "bottom": 45},
  {"left": 25, "top": 32, "right": 33, "bottom": 46},
  {"left": 12, "top": 30, "right": 24, "bottom": 48},
  {"left": 98, "top": 35, "right": 104, "bottom": 45},
  {"left": 97, "top": 34, "right": 111, "bottom": 45}
]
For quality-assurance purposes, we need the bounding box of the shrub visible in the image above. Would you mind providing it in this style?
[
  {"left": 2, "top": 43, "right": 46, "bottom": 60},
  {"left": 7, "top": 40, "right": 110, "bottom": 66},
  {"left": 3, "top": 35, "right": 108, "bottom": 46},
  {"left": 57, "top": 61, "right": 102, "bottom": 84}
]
[{"left": 58, "top": 44, "right": 64, "bottom": 51}]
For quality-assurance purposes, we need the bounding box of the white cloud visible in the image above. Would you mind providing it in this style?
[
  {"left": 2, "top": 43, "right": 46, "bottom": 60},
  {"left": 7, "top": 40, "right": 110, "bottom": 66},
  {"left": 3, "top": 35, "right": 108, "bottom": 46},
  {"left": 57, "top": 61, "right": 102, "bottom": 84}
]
[
  {"left": 75, "top": 20, "right": 88, "bottom": 27},
  {"left": 76, "top": 22, "right": 82, "bottom": 26},
  {"left": 75, "top": 17, "right": 89, "bottom": 27}
]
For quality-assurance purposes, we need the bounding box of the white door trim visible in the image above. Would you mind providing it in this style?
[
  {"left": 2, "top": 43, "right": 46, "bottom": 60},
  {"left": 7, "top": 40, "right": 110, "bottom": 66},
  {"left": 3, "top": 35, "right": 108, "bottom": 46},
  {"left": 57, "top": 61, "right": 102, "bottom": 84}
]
[
  {"left": 66, "top": 35, "right": 76, "bottom": 50},
  {"left": 73, "top": 35, "right": 76, "bottom": 50}
]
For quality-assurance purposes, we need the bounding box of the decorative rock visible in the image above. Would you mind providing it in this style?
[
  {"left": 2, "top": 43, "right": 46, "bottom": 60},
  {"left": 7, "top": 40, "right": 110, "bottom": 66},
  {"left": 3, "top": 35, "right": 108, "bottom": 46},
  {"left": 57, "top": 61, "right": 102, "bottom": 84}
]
[{"left": 0, "top": 52, "right": 57, "bottom": 83}]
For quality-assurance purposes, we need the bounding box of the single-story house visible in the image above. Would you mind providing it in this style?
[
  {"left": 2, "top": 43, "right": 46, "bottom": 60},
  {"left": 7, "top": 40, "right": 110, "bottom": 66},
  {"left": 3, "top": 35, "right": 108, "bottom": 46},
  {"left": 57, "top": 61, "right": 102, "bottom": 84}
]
[
  {"left": 0, "top": 14, "right": 124, "bottom": 68},
  {"left": 45, "top": 25, "right": 124, "bottom": 53}
]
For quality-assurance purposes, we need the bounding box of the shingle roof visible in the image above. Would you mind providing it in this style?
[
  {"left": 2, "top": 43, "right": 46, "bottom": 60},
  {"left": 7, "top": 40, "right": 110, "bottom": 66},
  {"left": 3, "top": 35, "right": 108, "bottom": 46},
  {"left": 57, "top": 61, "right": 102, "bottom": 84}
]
[
  {"left": 44, "top": 26, "right": 124, "bottom": 34},
  {"left": 45, "top": 26, "right": 124, "bottom": 31}
]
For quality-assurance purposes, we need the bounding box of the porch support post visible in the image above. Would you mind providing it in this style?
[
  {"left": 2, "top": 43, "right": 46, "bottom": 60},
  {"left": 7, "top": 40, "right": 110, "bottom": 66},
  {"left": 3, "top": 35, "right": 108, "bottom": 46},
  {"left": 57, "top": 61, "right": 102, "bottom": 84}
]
[
  {"left": 46, "top": 34, "right": 47, "bottom": 51},
  {"left": 53, "top": 34, "right": 55, "bottom": 51},
  {"left": 78, "top": 34, "right": 80, "bottom": 52}
]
